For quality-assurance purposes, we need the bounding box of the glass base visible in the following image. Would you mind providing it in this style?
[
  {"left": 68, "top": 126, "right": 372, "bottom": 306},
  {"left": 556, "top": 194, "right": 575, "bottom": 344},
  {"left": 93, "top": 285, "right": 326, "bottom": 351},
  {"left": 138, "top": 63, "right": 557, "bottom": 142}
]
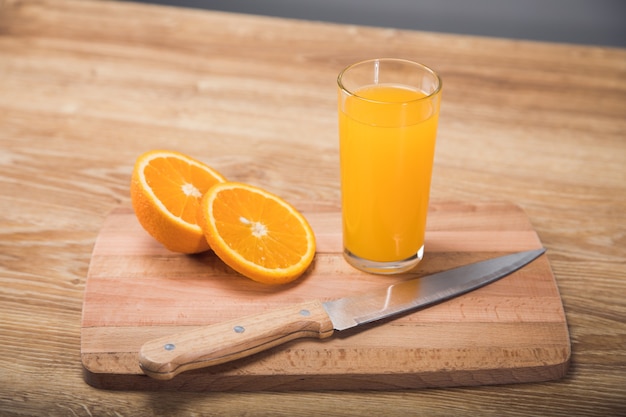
[{"left": 343, "top": 245, "right": 424, "bottom": 275}]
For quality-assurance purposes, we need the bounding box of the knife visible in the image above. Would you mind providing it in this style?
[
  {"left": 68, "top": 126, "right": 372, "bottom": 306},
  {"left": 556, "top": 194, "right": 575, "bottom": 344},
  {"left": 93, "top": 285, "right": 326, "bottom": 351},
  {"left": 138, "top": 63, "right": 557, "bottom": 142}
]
[{"left": 139, "top": 248, "right": 545, "bottom": 380}]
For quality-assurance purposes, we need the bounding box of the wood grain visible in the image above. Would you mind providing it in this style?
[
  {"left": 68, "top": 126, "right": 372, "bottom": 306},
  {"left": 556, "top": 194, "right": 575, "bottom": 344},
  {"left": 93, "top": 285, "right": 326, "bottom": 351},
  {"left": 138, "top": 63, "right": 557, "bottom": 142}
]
[{"left": 1, "top": 0, "right": 625, "bottom": 415}]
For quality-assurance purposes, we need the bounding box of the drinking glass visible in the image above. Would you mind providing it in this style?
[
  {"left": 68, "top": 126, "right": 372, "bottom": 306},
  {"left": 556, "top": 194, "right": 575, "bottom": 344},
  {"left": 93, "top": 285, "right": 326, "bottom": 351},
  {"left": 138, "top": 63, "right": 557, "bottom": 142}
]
[{"left": 338, "top": 58, "right": 442, "bottom": 274}]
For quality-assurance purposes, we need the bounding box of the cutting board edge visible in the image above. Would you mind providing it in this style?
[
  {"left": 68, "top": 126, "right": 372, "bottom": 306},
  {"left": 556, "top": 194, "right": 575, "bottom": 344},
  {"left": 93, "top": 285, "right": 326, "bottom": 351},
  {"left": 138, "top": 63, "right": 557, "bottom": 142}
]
[
  {"left": 81, "top": 320, "right": 572, "bottom": 381},
  {"left": 82, "top": 357, "right": 571, "bottom": 392}
]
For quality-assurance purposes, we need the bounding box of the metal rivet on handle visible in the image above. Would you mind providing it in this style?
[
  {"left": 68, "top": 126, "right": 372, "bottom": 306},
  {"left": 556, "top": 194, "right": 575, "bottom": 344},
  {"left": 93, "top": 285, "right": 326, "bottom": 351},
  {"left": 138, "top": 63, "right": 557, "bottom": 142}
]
[
  {"left": 164, "top": 343, "right": 176, "bottom": 351},
  {"left": 233, "top": 325, "right": 245, "bottom": 333},
  {"left": 299, "top": 309, "right": 311, "bottom": 317}
]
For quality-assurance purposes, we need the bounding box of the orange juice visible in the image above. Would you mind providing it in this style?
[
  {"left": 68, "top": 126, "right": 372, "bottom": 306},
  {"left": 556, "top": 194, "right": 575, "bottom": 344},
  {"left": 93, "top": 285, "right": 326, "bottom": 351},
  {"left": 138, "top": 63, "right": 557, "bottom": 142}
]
[{"left": 339, "top": 83, "right": 439, "bottom": 267}]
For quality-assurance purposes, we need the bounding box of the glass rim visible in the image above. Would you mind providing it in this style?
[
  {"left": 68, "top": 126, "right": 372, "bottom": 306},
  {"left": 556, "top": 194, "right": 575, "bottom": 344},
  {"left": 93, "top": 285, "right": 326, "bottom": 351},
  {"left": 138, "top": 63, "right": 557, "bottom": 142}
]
[{"left": 337, "top": 58, "right": 442, "bottom": 104}]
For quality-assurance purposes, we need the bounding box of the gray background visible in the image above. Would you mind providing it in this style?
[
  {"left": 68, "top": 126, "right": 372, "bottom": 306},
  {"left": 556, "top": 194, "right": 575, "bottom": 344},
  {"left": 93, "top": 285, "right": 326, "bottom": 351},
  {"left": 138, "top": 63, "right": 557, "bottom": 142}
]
[{"left": 126, "top": 0, "right": 625, "bottom": 47}]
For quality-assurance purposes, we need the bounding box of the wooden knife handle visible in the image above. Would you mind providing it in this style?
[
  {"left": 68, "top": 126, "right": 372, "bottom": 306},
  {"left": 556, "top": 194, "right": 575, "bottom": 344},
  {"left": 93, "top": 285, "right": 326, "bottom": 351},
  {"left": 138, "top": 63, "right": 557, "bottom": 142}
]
[{"left": 139, "top": 300, "right": 335, "bottom": 380}]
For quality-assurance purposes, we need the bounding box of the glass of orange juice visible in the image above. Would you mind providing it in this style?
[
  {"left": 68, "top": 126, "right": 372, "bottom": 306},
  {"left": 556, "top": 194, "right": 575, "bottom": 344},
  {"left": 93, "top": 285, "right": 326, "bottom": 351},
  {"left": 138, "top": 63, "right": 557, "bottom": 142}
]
[{"left": 337, "top": 58, "right": 442, "bottom": 274}]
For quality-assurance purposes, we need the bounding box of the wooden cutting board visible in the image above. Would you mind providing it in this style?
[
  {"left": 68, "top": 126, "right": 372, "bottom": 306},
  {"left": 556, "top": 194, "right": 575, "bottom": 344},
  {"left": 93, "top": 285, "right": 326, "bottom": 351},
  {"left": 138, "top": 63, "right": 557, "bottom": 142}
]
[{"left": 81, "top": 201, "right": 570, "bottom": 391}]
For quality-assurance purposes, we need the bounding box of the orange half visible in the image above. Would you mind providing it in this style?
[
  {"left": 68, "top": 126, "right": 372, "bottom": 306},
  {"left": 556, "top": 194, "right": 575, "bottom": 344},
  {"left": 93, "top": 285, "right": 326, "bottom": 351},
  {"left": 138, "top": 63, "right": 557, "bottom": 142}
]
[
  {"left": 199, "top": 182, "right": 316, "bottom": 284},
  {"left": 130, "top": 150, "right": 226, "bottom": 253}
]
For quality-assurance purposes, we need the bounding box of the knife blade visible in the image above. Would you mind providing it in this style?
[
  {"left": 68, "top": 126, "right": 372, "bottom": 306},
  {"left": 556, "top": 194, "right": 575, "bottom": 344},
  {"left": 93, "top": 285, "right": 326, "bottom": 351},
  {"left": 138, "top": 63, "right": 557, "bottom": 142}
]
[{"left": 139, "top": 248, "right": 545, "bottom": 380}]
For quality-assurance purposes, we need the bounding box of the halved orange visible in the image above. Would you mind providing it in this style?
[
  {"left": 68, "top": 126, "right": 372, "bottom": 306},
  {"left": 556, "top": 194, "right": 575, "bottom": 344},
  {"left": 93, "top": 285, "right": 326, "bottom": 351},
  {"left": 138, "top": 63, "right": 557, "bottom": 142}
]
[
  {"left": 199, "top": 182, "right": 316, "bottom": 284},
  {"left": 130, "top": 150, "right": 226, "bottom": 253}
]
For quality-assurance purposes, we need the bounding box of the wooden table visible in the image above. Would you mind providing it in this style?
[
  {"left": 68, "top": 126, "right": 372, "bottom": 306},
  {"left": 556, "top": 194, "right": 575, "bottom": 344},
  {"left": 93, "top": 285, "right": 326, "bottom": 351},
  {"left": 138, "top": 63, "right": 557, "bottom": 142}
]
[{"left": 1, "top": 0, "right": 624, "bottom": 415}]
